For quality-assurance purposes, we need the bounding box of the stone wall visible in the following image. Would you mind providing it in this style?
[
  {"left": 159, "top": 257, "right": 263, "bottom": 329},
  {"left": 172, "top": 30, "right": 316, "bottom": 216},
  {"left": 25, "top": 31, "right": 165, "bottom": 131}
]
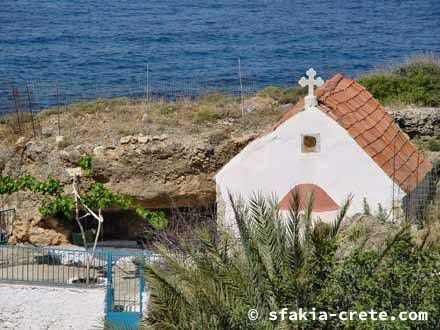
[{"left": 388, "top": 108, "right": 440, "bottom": 138}]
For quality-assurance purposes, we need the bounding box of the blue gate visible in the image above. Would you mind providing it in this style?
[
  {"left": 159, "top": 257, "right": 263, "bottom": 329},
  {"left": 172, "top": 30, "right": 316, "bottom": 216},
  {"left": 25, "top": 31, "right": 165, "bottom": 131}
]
[
  {"left": 105, "top": 251, "right": 158, "bottom": 329},
  {"left": 0, "top": 244, "right": 158, "bottom": 330}
]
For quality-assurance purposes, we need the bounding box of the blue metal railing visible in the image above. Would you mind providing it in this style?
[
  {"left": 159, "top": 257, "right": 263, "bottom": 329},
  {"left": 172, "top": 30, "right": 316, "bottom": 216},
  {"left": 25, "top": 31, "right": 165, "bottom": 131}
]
[
  {"left": 0, "top": 244, "right": 107, "bottom": 286},
  {"left": 0, "top": 244, "right": 160, "bottom": 329}
]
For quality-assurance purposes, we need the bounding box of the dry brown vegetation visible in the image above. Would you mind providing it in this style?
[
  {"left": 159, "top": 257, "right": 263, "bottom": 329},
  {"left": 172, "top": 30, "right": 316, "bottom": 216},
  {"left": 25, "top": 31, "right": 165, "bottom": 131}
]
[{"left": 0, "top": 94, "right": 281, "bottom": 146}]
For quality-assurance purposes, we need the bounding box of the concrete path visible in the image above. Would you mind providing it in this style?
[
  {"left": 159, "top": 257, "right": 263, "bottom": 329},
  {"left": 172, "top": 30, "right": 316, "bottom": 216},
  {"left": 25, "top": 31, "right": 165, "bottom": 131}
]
[{"left": 0, "top": 284, "right": 105, "bottom": 330}]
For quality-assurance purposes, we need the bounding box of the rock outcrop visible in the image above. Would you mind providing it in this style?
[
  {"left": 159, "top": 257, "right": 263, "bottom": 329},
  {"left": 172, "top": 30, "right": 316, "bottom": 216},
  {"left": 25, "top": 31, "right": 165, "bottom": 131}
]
[
  {"left": 243, "top": 96, "right": 276, "bottom": 113},
  {"left": 0, "top": 100, "right": 438, "bottom": 246},
  {"left": 90, "top": 132, "right": 258, "bottom": 208},
  {"left": 388, "top": 108, "right": 440, "bottom": 138},
  {"left": 0, "top": 125, "right": 259, "bottom": 245}
]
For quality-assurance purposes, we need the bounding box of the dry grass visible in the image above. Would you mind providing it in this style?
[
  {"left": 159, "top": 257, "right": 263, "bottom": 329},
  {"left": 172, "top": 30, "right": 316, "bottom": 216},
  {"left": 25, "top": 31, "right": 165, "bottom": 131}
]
[
  {"left": 0, "top": 93, "right": 280, "bottom": 147},
  {"left": 356, "top": 52, "right": 440, "bottom": 78},
  {"left": 0, "top": 112, "right": 42, "bottom": 144},
  {"left": 339, "top": 177, "right": 440, "bottom": 254}
]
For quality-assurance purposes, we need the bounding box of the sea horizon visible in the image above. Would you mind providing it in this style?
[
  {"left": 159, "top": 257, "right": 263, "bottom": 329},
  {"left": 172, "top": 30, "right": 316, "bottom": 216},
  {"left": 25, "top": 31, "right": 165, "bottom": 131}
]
[{"left": 1, "top": 0, "right": 440, "bottom": 112}]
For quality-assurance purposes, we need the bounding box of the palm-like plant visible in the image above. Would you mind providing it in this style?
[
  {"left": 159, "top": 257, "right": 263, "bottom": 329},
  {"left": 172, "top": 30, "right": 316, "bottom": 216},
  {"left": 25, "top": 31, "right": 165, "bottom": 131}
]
[
  {"left": 143, "top": 192, "right": 440, "bottom": 329},
  {"left": 143, "top": 192, "right": 352, "bottom": 329}
]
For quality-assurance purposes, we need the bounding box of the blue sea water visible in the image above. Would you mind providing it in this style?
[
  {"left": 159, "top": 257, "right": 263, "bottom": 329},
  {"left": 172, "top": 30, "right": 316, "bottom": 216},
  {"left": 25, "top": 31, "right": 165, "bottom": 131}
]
[{"left": 1, "top": 0, "right": 440, "bottom": 110}]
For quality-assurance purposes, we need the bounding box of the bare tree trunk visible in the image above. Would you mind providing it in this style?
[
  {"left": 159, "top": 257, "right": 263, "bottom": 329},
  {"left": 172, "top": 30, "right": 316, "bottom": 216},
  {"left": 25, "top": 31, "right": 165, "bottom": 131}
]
[
  {"left": 70, "top": 175, "right": 106, "bottom": 284},
  {"left": 73, "top": 178, "right": 88, "bottom": 250},
  {"left": 72, "top": 177, "right": 90, "bottom": 284},
  {"left": 91, "top": 209, "right": 103, "bottom": 257}
]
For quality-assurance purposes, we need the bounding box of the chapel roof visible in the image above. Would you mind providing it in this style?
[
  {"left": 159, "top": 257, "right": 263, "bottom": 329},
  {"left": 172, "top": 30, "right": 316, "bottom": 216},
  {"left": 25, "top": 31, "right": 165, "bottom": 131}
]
[{"left": 270, "top": 74, "right": 432, "bottom": 193}]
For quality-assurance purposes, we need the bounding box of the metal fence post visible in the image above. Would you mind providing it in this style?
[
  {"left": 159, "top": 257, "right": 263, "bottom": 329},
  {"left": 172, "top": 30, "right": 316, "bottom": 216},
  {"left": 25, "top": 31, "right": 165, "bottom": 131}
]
[
  {"left": 139, "top": 254, "right": 145, "bottom": 316},
  {"left": 105, "top": 251, "right": 113, "bottom": 316}
]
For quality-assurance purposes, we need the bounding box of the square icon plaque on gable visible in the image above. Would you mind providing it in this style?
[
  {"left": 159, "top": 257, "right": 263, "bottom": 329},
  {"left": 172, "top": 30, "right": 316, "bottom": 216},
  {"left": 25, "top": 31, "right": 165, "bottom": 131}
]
[{"left": 301, "top": 134, "right": 320, "bottom": 153}]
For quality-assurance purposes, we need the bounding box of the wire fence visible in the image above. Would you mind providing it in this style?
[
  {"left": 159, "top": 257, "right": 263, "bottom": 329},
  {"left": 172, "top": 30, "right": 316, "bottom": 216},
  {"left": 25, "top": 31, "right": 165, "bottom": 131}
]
[
  {"left": 0, "top": 77, "right": 259, "bottom": 115},
  {"left": 403, "top": 164, "right": 440, "bottom": 224},
  {"left": 0, "top": 75, "right": 260, "bottom": 140}
]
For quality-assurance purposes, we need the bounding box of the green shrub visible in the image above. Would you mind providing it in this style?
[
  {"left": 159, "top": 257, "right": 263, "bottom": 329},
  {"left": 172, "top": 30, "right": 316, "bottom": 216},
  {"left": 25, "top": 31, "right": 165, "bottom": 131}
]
[
  {"left": 358, "top": 56, "right": 440, "bottom": 106},
  {"left": 192, "top": 106, "right": 221, "bottom": 124},
  {"left": 40, "top": 195, "right": 76, "bottom": 220},
  {"left": 362, "top": 197, "right": 371, "bottom": 216},
  {"left": 427, "top": 138, "right": 440, "bottom": 152},
  {"left": 79, "top": 154, "right": 93, "bottom": 176},
  {"left": 144, "top": 194, "right": 440, "bottom": 329},
  {"left": 344, "top": 221, "right": 371, "bottom": 242},
  {"left": 199, "top": 92, "right": 228, "bottom": 103},
  {"left": 322, "top": 230, "right": 440, "bottom": 329},
  {"left": 376, "top": 203, "right": 389, "bottom": 223},
  {"left": 0, "top": 175, "right": 62, "bottom": 196},
  {"left": 135, "top": 207, "right": 168, "bottom": 230},
  {"left": 71, "top": 101, "right": 105, "bottom": 114},
  {"left": 159, "top": 103, "right": 179, "bottom": 115},
  {"left": 258, "top": 85, "right": 307, "bottom": 104}
]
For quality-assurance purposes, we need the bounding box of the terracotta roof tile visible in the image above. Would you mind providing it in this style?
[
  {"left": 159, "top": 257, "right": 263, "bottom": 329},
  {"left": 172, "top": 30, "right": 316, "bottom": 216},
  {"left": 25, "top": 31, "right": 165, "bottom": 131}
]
[
  {"left": 355, "top": 109, "right": 369, "bottom": 121},
  {"left": 331, "top": 92, "right": 350, "bottom": 104},
  {"left": 338, "top": 102, "right": 355, "bottom": 116},
  {"left": 396, "top": 167, "right": 411, "bottom": 183},
  {"left": 361, "top": 129, "right": 380, "bottom": 145},
  {"left": 394, "top": 155, "right": 410, "bottom": 172},
  {"left": 347, "top": 97, "right": 364, "bottom": 109},
  {"left": 269, "top": 74, "right": 432, "bottom": 193},
  {"left": 401, "top": 145, "right": 416, "bottom": 162},
  {"left": 369, "top": 139, "right": 388, "bottom": 155},
  {"left": 357, "top": 90, "right": 372, "bottom": 104},
  {"left": 340, "top": 113, "right": 358, "bottom": 128},
  {"left": 369, "top": 108, "right": 385, "bottom": 122},
  {"left": 361, "top": 113, "right": 382, "bottom": 131},
  {"left": 383, "top": 126, "right": 399, "bottom": 143},
  {"left": 335, "top": 78, "right": 354, "bottom": 90},
  {"left": 406, "top": 152, "right": 420, "bottom": 172},
  {"left": 353, "top": 132, "right": 369, "bottom": 147},
  {"left": 373, "top": 153, "right": 391, "bottom": 168},
  {"left": 323, "top": 97, "right": 339, "bottom": 109},
  {"left": 376, "top": 115, "right": 394, "bottom": 133},
  {"left": 362, "top": 100, "right": 378, "bottom": 114}
]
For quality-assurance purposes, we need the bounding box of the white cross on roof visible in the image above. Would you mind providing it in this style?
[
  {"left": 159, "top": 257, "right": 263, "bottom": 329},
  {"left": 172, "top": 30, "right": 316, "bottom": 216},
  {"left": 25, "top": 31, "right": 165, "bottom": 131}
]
[{"left": 299, "top": 68, "right": 324, "bottom": 109}]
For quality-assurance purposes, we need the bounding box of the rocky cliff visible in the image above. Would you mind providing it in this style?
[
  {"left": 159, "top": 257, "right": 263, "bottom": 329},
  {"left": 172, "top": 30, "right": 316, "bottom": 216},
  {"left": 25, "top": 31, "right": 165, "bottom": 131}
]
[
  {"left": 0, "top": 97, "right": 274, "bottom": 245},
  {"left": 0, "top": 132, "right": 259, "bottom": 245},
  {"left": 388, "top": 108, "right": 440, "bottom": 138},
  {"left": 0, "top": 97, "right": 438, "bottom": 246}
]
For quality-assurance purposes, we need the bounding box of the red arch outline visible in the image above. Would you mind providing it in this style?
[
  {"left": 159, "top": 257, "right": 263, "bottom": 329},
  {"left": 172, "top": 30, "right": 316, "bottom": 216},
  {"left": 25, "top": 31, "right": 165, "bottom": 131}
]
[{"left": 279, "top": 184, "right": 339, "bottom": 212}]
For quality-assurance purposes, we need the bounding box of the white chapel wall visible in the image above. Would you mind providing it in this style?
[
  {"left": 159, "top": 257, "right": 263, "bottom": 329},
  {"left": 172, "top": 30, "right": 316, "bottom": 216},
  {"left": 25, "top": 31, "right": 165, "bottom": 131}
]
[{"left": 216, "top": 106, "right": 404, "bottom": 229}]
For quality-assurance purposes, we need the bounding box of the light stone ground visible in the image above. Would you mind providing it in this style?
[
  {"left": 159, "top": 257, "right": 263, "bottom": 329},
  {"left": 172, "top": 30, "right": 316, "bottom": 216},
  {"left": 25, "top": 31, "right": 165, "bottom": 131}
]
[{"left": 0, "top": 284, "right": 105, "bottom": 330}]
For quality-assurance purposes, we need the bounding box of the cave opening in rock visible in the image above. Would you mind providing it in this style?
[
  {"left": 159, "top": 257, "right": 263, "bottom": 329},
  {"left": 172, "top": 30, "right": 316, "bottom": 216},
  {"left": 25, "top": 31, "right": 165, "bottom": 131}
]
[{"left": 70, "top": 203, "right": 217, "bottom": 249}]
